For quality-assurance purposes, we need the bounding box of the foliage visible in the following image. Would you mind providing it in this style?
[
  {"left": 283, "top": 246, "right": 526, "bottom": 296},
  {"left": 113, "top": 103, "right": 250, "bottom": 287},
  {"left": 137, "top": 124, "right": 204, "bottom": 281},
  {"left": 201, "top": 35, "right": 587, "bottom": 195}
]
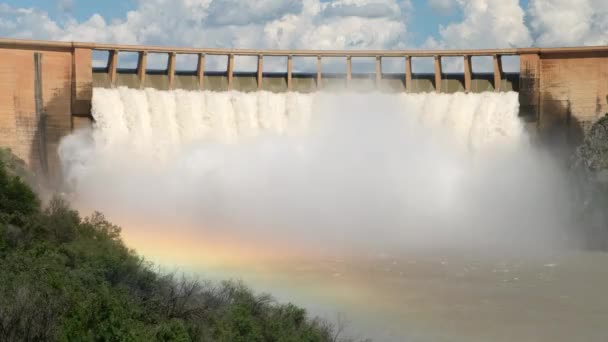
[
  {"left": 576, "top": 114, "right": 608, "bottom": 172},
  {"left": 570, "top": 114, "right": 608, "bottom": 250},
  {"left": 0, "top": 151, "right": 350, "bottom": 341},
  {"left": 0, "top": 147, "right": 44, "bottom": 196}
]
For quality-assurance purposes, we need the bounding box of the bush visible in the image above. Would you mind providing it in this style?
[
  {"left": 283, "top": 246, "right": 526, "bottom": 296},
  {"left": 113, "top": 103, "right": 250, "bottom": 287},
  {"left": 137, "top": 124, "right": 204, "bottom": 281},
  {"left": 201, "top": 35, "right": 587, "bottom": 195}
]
[
  {"left": 0, "top": 159, "right": 39, "bottom": 226},
  {"left": 0, "top": 151, "right": 351, "bottom": 341}
]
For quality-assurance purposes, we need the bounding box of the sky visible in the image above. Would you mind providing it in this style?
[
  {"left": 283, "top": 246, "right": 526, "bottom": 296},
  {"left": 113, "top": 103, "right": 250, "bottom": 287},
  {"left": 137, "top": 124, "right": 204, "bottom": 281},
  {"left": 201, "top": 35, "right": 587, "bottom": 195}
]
[
  {"left": 0, "top": 0, "right": 606, "bottom": 72},
  {"left": 1, "top": 0, "right": 607, "bottom": 49}
]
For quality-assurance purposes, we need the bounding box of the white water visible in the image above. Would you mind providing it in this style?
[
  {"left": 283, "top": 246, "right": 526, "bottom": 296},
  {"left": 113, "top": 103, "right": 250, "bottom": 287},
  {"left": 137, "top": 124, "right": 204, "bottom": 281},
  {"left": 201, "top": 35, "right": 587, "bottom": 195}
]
[
  {"left": 85, "top": 88, "right": 523, "bottom": 156},
  {"left": 58, "top": 88, "right": 574, "bottom": 255},
  {"left": 57, "top": 88, "right": 602, "bottom": 342}
]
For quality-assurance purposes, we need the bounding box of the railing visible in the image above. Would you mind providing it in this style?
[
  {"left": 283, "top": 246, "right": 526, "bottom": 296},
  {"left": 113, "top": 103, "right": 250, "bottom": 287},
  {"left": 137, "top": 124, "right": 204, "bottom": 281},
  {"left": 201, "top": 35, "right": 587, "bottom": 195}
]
[
  {"left": 97, "top": 47, "right": 517, "bottom": 93},
  {"left": 2, "top": 38, "right": 607, "bottom": 55},
  {"left": 2, "top": 38, "right": 608, "bottom": 93}
]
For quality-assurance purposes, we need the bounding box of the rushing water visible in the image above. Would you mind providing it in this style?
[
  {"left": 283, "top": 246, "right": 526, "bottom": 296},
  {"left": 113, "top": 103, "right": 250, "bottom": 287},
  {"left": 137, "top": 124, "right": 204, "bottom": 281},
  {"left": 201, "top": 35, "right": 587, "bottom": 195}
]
[{"left": 57, "top": 88, "right": 608, "bottom": 341}]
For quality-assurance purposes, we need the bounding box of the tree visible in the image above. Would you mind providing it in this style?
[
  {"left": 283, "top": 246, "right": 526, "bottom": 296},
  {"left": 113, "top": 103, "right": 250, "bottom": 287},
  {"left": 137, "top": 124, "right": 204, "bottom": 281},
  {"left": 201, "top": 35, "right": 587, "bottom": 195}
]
[{"left": 0, "top": 150, "right": 356, "bottom": 342}]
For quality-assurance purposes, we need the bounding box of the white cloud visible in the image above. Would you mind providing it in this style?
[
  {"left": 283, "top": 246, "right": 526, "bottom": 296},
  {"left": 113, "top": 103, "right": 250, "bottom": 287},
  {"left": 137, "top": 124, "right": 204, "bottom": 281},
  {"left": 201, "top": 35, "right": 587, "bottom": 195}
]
[
  {"left": 428, "top": 0, "right": 456, "bottom": 15},
  {"left": 205, "top": 0, "right": 302, "bottom": 26},
  {"left": 3, "top": 0, "right": 608, "bottom": 73},
  {"left": 428, "top": 0, "right": 532, "bottom": 50},
  {"left": 0, "top": 0, "right": 413, "bottom": 70},
  {"left": 425, "top": 0, "right": 608, "bottom": 51},
  {"left": 0, "top": 0, "right": 412, "bottom": 51},
  {"left": 420, "top": 0, "right": 608, "bottom": 71},
  {"left": 0, "top": 5, "right": 63, "bottom": 39},
  {"left": 423, "top": 0, "right": 532, "bottom": 72},
  {"left": 528, "top": 0, "right": 608, "bottom": 47},
  {"left": 263, "top": 2, "right": 408, "bottom": 51},
  {"left": 322, "top": 0, "right": 402, "bottom": 19},
  {"left": 57, "top": 0, "right": 74, "bottom": 13}
]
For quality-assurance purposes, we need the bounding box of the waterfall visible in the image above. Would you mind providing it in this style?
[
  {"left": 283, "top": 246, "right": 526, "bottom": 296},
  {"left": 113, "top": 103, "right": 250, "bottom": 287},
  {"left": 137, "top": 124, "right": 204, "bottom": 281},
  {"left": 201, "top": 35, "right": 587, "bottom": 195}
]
[
  {"left": 85, "top": 88, "right": 523, "bottom": 160},
  {"left": 57, "top": 88, "right": 572, "bottom": 253}
]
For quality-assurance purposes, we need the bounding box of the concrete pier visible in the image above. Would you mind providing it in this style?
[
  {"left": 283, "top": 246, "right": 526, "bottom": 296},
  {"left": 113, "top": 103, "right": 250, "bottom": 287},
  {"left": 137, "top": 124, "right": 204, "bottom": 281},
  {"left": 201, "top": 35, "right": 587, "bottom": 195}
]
[{"left": 1, "top": 38, "right": 608, "bottom": 180}]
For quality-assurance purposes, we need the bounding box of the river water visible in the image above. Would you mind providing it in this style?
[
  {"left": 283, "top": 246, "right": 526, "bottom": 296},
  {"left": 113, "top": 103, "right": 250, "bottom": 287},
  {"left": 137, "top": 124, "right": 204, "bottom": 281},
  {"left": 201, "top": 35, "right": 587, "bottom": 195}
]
[
  {"left": 115, "top": 226, "right": 608, "bottom": 342},
  {"left": 59, "top": 88, "right": 608, "bottom": 341}
]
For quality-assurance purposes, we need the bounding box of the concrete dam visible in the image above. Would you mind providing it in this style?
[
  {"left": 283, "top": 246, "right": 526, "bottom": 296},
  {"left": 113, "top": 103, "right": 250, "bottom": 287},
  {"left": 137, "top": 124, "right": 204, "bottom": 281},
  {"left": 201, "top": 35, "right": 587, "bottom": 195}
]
[
  {"left": 1, "top": 38, "right": 608, "bottom": 185},
  {"left": 4, "top": 37, "right": 608, "bottom": 342}
]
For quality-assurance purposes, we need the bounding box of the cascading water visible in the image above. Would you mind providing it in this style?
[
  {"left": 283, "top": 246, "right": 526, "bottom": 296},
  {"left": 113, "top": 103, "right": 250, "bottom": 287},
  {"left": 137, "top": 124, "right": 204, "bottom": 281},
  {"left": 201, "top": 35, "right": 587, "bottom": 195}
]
[
  {"left": 58, "top": 88, "right": 573, "bottom": 254},
  {"left": 83, "top": 87, "right": 523, "bottom": 156},
  {"left": 52, "top": 87, "right": 608, "bottom": 342}
]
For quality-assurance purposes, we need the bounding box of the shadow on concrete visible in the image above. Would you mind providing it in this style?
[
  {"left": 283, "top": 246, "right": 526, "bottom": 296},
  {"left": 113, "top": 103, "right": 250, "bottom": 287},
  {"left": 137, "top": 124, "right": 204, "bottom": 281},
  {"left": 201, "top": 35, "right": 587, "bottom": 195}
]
[
  {"left": 28, "top": 77, "right": 79, "bottom": 198},
  {"left": 537, "top": 94, "right": 586, "bottom": 160},
  {"left": 537, "top": 93, "right": 608, "bottom": 251}
]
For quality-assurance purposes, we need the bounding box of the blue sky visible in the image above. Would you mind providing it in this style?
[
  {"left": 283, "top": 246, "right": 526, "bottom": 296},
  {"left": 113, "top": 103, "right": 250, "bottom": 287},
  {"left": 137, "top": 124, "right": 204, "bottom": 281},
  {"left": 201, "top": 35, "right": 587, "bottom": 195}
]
[
  {"left": 0, "top": 0, "right": 533, "bottom": 47},
  {"left": 1, "top": 0, "right": 137, "bottom": 22},
  {"left": 0, "top": 0, "right": 605, "bottom": 59}
]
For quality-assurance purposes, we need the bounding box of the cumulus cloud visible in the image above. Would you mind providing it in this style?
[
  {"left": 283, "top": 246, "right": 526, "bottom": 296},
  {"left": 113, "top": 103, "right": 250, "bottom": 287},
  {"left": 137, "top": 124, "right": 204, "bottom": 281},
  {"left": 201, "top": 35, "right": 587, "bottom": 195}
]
[
  {"left": 428, "top": 0, "right": 456, "bottom": 15},
  {"left": 206, "top": 0, "right": 302, "bottom": 26},
  {"left": 423, "top": 0, "right": 532, "bottom": 72},
  {"left": 57, "top": 0, "right": 74, "bottom": 13},
  {"left": 425, "top": 0, "right": 608, "bottom": 51},
  {"left": 0, "top": 0, "right": 412, "bottom": 51},
  {"left": 0, "top": 5, "right": 63, "bottom": 39},
  {"left": 0, "top": 0, "right": 415, "bottom": 71},
  {"left": 2, "top": 0, "right": 608, "bottom": 73},
  {"left": 322, "top": 0, "right": 401, "bottom": 19},
  {"left": 426, "top": 0, "right": 532, "bottom": 50},
  {"left": 528, "top": 0, "right": 608, "bottom": 47}
]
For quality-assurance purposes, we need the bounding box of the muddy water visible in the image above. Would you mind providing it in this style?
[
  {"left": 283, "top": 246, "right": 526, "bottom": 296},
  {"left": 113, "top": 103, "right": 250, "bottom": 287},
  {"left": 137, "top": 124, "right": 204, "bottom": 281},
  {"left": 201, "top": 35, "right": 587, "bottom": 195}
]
[
  {"left": 181, "top": 251, "right": 608, "bottom": 342},
  {"left": 117, "top": 225, "right": 608, "bottom": 341}
]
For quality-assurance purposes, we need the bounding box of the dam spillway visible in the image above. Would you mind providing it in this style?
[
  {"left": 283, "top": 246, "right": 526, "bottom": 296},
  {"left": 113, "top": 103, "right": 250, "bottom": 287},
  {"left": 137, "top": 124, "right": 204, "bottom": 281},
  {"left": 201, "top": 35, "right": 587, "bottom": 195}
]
[
  {"left": 1, "top": 38, "right": 608, "bottom": 184},
  {"left": 60, "top": 88, "right": 552, "bottom": 252}
]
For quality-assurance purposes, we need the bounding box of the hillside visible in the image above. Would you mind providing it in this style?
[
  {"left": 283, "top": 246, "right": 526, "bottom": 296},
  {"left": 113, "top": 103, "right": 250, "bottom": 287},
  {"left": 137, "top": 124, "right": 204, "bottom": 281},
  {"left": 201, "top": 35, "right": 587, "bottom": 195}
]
[{"left": 0, "top": 148, "right": 348, "bottom": 342}]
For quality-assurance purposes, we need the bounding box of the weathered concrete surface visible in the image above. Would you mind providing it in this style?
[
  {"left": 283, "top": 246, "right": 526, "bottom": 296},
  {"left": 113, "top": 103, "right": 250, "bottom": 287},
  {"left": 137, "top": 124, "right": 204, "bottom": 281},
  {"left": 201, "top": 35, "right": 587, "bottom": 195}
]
[
  {"left": 0, "top": 45, "right": 92, "bottom": 186},
  {"left": 72, "top": 48, "right": 93, "bottom": 116},
  {"left": 519, "top": 50, "right": 608, "bottom": 145},
  {"left": 542, "top": 53, "right": 608, "bottom": 129},
  {"left": 518, "top": 54, "right": 540, "bottom": 121},
  {"left": 0, "top": 48, "right": 37, "bottom": 172}
]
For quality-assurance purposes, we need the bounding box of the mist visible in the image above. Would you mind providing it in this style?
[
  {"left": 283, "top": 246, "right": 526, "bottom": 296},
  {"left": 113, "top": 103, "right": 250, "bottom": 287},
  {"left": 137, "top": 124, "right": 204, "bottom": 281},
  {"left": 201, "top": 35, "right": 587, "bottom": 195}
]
[{"left": 58, "top": 88, "right": 577, "bottom": 259}]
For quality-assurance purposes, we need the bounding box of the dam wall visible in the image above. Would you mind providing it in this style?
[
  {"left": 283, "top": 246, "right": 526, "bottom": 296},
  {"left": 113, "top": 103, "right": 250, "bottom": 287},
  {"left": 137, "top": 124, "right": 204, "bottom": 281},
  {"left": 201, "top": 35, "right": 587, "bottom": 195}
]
[
  {"left": 0, "top": 38, "right": 607, "bottom": 182},
  {"left": 520, "top": 48, "right": 608, "bottom": 144},
  {"left": 0, "top": 40, "right": 90, "bottom": 184}
]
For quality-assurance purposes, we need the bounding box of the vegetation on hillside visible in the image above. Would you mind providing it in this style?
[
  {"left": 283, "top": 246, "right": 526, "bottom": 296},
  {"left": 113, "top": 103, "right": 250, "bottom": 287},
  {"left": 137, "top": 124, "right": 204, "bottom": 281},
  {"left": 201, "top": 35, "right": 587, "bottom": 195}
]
[
  {"left": 0, "top": 148, "right": 356, "bottom": 342},
  {"left": 571, "top": 115, "right": 608, "bottom": 250}
]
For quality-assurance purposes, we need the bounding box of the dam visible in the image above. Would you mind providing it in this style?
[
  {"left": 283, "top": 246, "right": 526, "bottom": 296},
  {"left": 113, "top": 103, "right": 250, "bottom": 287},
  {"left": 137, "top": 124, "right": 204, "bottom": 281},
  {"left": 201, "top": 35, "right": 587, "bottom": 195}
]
[
  {"left": 3, "top": 38, "right": 608, "bottom": 342},
  {"left": 1, "top": 38, "right": 608, "bottom": 183}
]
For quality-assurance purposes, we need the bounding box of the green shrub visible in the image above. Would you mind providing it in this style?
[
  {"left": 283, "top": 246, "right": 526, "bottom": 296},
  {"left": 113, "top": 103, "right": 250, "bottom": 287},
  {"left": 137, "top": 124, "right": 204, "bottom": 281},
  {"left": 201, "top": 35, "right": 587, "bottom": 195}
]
[
  {"left": 0, "top": 151, "right": 350, "bottom": 342},
  {"left": 0, "top": 158, "right": 39, "bottom": 226}
]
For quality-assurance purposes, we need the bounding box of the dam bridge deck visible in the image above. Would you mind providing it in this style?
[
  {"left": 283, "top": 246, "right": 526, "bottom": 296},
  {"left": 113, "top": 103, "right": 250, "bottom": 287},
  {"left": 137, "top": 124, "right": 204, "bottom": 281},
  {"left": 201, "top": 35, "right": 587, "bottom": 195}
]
[
  {"left": 1, "top": 38, "right": 608, "bottom": 182},
  {"left": 88, "top": 44, "right": 521, "bottom": 93}
]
